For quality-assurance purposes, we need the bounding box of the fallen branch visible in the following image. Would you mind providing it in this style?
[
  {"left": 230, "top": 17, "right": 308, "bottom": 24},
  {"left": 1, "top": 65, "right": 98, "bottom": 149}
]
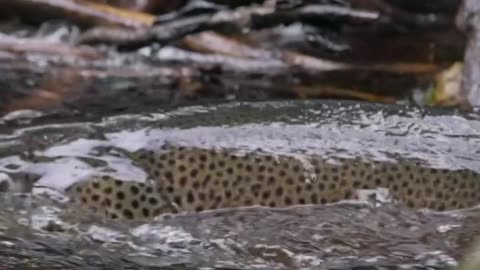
[
  {"left": 5, "top": 0, "right": 156, "bottom": 29},
  {"left": 0, "top": 34, "right": 102, "bottom": 60}
]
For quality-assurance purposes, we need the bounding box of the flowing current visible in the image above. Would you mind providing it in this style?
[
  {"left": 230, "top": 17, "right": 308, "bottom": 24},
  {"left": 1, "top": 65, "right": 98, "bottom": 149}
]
[{"left": 0, "top": 100, "right": 479, "bottom": 270}]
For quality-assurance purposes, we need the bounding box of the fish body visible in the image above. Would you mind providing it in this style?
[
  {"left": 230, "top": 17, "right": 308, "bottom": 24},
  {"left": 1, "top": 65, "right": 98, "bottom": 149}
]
[{"left": 66, "top": 144, "right": 480, "bottom": 220}]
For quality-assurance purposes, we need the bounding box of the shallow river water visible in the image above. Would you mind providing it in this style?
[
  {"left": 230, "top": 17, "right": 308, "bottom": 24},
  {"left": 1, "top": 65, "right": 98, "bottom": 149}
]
[{"left": 0, "top": 100, "right": 479, "bottom": 270}]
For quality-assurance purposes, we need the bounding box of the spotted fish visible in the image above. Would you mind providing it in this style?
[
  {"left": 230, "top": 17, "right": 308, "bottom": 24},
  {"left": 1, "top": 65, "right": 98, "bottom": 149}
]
[{"left": 65, "top": 144, "right": 480, "bottom": 221}]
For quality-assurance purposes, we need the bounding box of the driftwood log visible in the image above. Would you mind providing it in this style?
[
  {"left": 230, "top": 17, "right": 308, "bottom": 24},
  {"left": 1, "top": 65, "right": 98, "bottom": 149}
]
[{"left": 0, "top": 0, "right": 469, "bottom": 120}]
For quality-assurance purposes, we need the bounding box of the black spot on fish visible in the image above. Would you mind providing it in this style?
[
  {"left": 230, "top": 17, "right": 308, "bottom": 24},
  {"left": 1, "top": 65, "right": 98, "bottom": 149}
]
[
  {"left": 131, "top": 200, "right": 139, "bottom": 209},
  {"left": 268, "top": 176, "right": 275, "bottom": 184},
  {"left": 116, "top": 192, "right": 125, "bottom": 200},
  {"left": 164, "top": 171, "right": 173, "bottom": 180},
  {"left": 311, "top": 193, "right": 318, "bottom": 203},
  {"left": 130, "top": 186, "right": 139, "bottom": 195},
  {"left": 187, "top": 192, "right": 195, "bottom": 203},
  {"left": 149, "top": 197, "right": 158, "bottom": 205},
  {"left": 142, "top": 208, "right": 150, "bottom": 217},
  {"left": 275, "top": 187, "right": 284, "bottom": 196},
  {"left": 179, "top": 177, "right": 187, "bottom": 187},
  {"left": 192, "top": 181, "right": 200, "bottom": 189},
  {"left": 178, "top": 165, "right": 186, "bottom": 172},
  {"left": 148, "top": 157, "right": 155, "bottom": 164},
  {"left": 103, "top": 187, "right": 112, "bottom": 194},
  {"left": 123, "top": 209, "right": 134, "bottom": 219},
  {"left": 318, "top": 182, "right": 325, "bottom": 191}
]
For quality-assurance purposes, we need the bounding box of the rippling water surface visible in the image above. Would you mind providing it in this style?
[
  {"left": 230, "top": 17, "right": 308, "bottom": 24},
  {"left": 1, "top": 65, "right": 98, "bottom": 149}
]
[{"left": 0, "top": 100, "right": 479, "bottom": 269}]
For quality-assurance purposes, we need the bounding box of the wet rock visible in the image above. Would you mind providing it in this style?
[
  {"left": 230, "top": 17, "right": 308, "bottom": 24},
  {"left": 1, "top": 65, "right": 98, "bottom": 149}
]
[
  {"left": 41, "top": 220, "right": 65, "bottom": 232},
  {"left": 2, "top": 109, "right": 44, "bottom": 125},
  {"left": 0, "top": 174, "right": 10, "bottom": 192},
  {"left": 0, "top": 172, "right": 37, "bottom": 193},
  {"left": 456, "top": 0, "right": 480, "bottom": 108}
]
